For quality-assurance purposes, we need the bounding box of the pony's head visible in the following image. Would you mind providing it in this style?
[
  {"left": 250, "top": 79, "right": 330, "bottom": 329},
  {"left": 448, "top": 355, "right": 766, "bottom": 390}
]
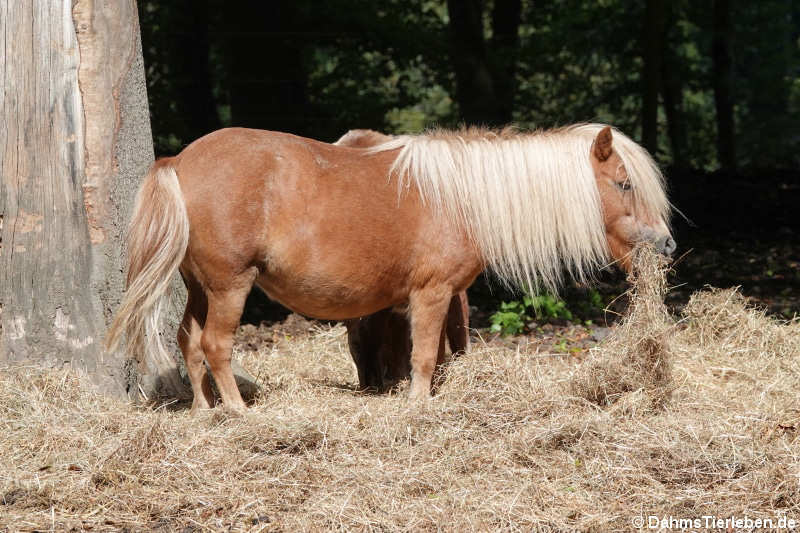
[{"left": 589, "top": 126, "right": 675, "bottom": 271}]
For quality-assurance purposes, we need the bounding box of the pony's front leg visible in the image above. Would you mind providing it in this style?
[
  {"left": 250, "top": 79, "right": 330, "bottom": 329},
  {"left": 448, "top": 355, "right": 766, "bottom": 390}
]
[{"left": 408, "top": 286, "right": 453, "bottom": 400}]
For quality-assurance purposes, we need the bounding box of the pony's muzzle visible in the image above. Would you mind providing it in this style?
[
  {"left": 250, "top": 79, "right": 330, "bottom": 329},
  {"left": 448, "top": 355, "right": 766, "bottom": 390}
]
[{"left": 656, "top": 235, "right": 677, "bottom": 256}]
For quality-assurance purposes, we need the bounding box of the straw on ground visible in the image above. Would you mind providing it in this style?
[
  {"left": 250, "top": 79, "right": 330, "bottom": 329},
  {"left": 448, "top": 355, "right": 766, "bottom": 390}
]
[{"left": 2, "top": 247, "right": 799, "bottom": 531}]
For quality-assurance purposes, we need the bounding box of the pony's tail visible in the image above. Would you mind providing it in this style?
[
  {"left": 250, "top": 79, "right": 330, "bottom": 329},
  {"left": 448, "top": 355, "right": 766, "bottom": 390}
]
[{"left": 106, "top": 159, "right": 189, "bottom": 376}]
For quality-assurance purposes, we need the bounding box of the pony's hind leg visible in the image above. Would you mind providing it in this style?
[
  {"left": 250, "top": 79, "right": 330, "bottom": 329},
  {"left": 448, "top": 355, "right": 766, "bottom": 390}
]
[
  {"left": 177, "top": 274, "right": 214, "bottom": 413},
  {"left": 408, "top": 286, "right": 453, "bottom": 401},
  {"left": 445, "top": 292, "right": 470, "bottom": 355},
  {"left": 200, "top": 270, "right": 257, "bottom": 414}
]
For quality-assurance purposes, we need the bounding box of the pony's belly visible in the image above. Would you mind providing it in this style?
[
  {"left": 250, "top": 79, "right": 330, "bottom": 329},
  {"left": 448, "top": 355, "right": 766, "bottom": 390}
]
[{"left": 253, "top": 273, "right": 401, "bottom": 321}]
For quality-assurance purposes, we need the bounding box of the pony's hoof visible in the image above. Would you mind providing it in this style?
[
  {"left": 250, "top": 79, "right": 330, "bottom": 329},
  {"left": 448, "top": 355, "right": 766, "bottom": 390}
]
[
  {"left": 407, "top": 385, "right": 432, "bottom": 403},
  {"left": 222, "top": 403, "right": 248, "bottom": 418},
  {"left": 188, "top": 399, "right": 213, "bottom": 417}
]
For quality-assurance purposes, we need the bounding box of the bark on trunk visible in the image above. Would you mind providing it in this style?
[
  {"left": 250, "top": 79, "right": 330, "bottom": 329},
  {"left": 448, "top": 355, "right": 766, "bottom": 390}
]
[
  {"left": 0, "top": 0, "right": 179, "bottom": 399},
  {"left": 712, "top": 0, "right": 736, "bottom": 170}
]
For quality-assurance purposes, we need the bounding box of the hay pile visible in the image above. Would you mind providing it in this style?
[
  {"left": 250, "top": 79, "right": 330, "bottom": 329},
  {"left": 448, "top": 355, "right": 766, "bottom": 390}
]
[
  {"left": 2, "top": 247, "right": 800, "bottom": 531},
  {"left": 682, "top": 287, "right": 800, "bottom": 358}
]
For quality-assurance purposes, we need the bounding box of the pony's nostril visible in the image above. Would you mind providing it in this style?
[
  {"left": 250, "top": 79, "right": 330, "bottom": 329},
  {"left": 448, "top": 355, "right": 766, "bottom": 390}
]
[{"left": 660, "top": 236, "right": 676, "bottom": 256}]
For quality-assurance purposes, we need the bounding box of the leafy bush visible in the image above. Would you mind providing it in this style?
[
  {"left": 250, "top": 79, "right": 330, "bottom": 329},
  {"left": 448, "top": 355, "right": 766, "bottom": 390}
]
[
  {"left": 529, "top": 293, "right": 574, "bottom": 322},
  {"left": 490, "top": 293, "right": 575, "bottom": 335},
  {"left": 489, "top": 289, "right": 608, "bottom": 335},
  {"left": 489, "top": 299, "right": 532, "bottom": 336}
]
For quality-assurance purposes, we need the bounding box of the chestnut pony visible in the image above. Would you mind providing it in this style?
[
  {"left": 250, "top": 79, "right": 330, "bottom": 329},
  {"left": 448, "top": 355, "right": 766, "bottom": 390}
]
[
  {"left": 107, "top": 124, "right": 674, "bottom": 413},
  {"left": 334, "top": 129, "right": 470, "bottom": 390}
]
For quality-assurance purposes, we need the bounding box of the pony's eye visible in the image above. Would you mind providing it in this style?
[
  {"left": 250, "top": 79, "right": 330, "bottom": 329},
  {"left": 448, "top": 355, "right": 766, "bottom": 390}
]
[{"left": 617, "top": 180, "right": 632, "bottom": 191}]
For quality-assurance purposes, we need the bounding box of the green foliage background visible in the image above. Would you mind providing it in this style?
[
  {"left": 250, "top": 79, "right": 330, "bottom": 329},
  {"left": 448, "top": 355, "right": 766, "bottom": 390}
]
[{"left": 139, "top": 0, "right": 800, "bottom": 170}]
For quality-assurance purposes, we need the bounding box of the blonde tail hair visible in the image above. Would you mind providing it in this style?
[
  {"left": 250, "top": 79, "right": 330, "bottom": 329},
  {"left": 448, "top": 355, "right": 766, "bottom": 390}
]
[{"left": 106, "top": 160, "right": 189, "bottom": 378}]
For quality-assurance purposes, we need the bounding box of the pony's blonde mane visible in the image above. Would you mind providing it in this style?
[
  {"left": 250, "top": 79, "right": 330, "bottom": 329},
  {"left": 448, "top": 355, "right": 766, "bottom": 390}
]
[{"left": 371, "top": 124, "right": 669, "bottom": 293}]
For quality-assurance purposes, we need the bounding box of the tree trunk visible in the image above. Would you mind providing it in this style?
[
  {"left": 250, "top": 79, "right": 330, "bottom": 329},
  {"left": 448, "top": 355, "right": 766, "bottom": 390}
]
[
  {"left": 641, "top": 0, "right": 666, "bottom": 155},
  {"left": 661, "top": 52, "right": 687, "bottom": 168},
  {"left": 712, "top": 0, "right": 736, "bottom": 170},
  {"left": 221, "top": 0, "right": 311, "bottom": 135},
  {"left": 170, "top": 0, "right": 221, "bottom": 137},
  {"left": 447, "top": 0, "right": 522, "bottom": 126},
  {"left": 447, "top": 0, "right": 498, "bottom": 125},
  {"left": 489, "top": 0, "right": 522, "bottom": 125},
  {"left": 0, "top": 0, "right": 179, "bottom": 398},
  {"left": 660, "top": 3, "right": 687, "bottom": 168}
]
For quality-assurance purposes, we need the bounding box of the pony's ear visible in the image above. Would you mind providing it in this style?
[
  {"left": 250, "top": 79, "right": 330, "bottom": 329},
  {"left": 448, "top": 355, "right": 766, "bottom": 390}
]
[{"left": 593, "top": 126, "right": 613, "bottom": 162}]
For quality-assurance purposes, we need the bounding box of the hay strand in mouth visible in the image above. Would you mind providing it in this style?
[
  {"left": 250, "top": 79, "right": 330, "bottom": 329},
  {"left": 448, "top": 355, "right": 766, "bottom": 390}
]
[{"left": 570, "top": 244, "right": 674, "bottom": 409}]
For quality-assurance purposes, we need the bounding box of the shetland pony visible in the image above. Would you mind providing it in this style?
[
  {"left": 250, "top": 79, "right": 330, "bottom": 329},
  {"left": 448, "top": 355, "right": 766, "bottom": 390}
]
[
  {"left": 107, "top": 124, "right": 674, "bottom": 413},
  {"left": 334, "top": 129, "right": 470, "bottom": 390}
]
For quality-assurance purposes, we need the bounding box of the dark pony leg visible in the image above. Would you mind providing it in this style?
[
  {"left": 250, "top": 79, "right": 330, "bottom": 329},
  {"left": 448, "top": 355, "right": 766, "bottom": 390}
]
[
  {"left": 347, "top": 310, "right": 411, "bottom": 391},
  {"left": 384, "top": 312, "right": 412, "bottom": 382},
  {"left": 445, "top": 292, "right": 470, "bottom": 355},
  {"left": 348, "top": 293, "right": 466, "bottom": 392},
  {"left": 177, "top": 273, "right": 214, "bottom": 413},
  {"left": 408, "top": 286, "right": 452, "bottom": 400},
  {"left": 345, "top": 311, "right": 390, "bottom": 390},
  {"left": 200, "top": 270, "right": 256, "bottom": 414}
]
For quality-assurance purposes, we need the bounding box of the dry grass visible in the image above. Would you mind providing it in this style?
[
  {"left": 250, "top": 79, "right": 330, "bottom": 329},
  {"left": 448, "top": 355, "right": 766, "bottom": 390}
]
[{"left": 2, "top": 247, "right": 800, "bottom": 531}]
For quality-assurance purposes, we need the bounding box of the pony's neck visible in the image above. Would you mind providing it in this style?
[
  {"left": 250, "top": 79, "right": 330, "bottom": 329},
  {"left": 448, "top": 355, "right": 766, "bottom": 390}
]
[{"left": 388, "top": 126, "right": 610, "bottom": 294}]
